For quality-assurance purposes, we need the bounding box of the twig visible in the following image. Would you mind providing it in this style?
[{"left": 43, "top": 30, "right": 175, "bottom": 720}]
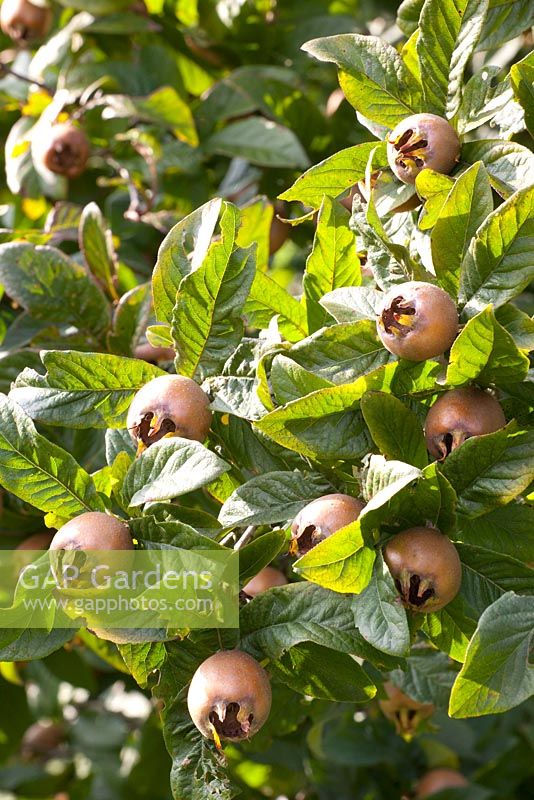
[
  {"left": 0, "top": 63, "right": 51, "bottom": 94},
  {"left": 234, "top": 525, "right": 256, "bottom": 550}
]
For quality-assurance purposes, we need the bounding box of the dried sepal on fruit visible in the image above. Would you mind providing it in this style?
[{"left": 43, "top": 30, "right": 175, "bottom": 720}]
[
  {"left": 383, "top": 527, "right": 461, "bottom": 613},
  {"left": 187, "top": 650, "right": 272, "bottom": 744},
  {"left": 127, "top": 374, "right": 212, "bottom": 452},
  {"left": 424, "top": 387, "right": 506, "bottom": 460},
  {"left": 376, "top": 281, "right": 458, "bottom": 361},
  {"left": 378, "top": 682, "right": 434, "bottom": 739},
  {"left": 291, "top": 493, "right": 365, "bottom": 556},
  {"left": 387, "top": 113, "right": 460, "bottom": 184}
]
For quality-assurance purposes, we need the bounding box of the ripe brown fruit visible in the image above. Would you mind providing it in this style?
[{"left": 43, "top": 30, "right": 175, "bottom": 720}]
[
  {"left": 127, "top": 374, "right": 212, "bottom": 449},
  {"left": 36, "top": 123, "right": 90, "bottom": 179},
  {"left": 21, "top": 720, "right": 63, "bottom": 758},
  {"left": 378, "top": 682, "right": 434, "bottom": 738},
  {"left": 384, "top": 527, "right": 461, "bottom": 613},
  {"left": 49, "top": 512, "right": 133, "bottom": 552},
  {"left": 243, "top": 566, "right": 287, "bottom": 597},
  {"left": 15, "top": 531, "right": 53, "bottom": 550},
  {"left": 376, "top": 281, "right": 458, "bottom": 361},
  {"left": 387, "top": 113, "right": 460, "bottom": 184},
  {"left": 291, "top": 493, "right": 365, "bottom": 556},
  {"left": 0, "top": 0, "right": 52, "bottom": 41},
  {"left": 187, "top": 650, "right": 272, "bottom": 742},
  {"left": 425, "top": 387, "right": 506, "bottom": 460},
  {"left": 133, "top": 342, "right": 175, "bottom": 364},
  {"left": 415, "top": 768, "right": 468, "bottom": 798}
]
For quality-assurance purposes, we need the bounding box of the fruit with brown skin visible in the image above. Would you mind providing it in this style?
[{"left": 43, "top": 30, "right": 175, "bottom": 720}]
[
  {"left": 378, "top": 682, "right": 434, "bottom": 738},
  {"left": 243, "top": 566, "right": 287, "bottom": 597},
  {"left": 49, "top": 512, "right": 133, "bottom": 552},
  {"left": 133, "top": 342, "right": 175, "bottom": 364},
  {"left": 291, "top": 493, "right": 365, "bottom": 556},
  {"left": 376, "top": 281, "right": 458, "bottom": 361},
  {"left": 424, "top": 387, "right": 506, "bottom": 460},
  {"left": 384, "top": 527, "right": 461, "bottom": 613},
  {"left": 387, "top": 113, "right": 460, "bottom": 184},
  {"left": 36, "top": 123, "right": 90, "bottom": 179},
  {"left": 415, "top": 768, "right": 468, "bottom": 798},
  {"left": 21, "top": 721, "right": 64, "bottom": 758},
  {"left": 0, "top": 0, "right": 52, "bottom": 42},
  {"left": 187, "top": 650, "right": 272, "bottom": 742},
  {"left": 127, "top": 374, "right": 212, "bottom": 449},
  {"left": 15, "top": 531, "right": 53, "bottom": 550}
]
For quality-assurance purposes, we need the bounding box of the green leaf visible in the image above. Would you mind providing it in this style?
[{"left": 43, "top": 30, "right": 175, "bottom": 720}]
[
  {"left": 79, "top": 202, "right": 119, "bottom": 301},
  {"left": 422, "top": 595, "right": 477, "bottom": 663},
  {"left": 279, "top": 142, "right": 388, "bottom": 209},
  {"left": 440, "top": 425, "right": 534, "bottom": 518},
  {"left": 302, "top": 35, "right": 421, "bottom": 127},
  {"left": 360, "top": 392, "right": 427, "bottom": 468},
  {"left": 0, "top": 394, "right": 104, "bottom": 518},
  {"left": 272, "top": 642, "right": 376, "bottom": 702},
  {"left": 218, "top": 470, "right": 331, "bottom": 528},
  {"left": 303, "top": 197, "right": 361, "bottom": 333},
  {"left": 245, "top": 270, "right": 308, "bottom": 342},
  {"left": 240, "top": 582, "right": 400, "bottom": 670},
  {"left": 10, "top": 351, "right": 163, "bottom": 429},
  {"left": 391, "top": 649, "right": 457, "bottom": 706},
  {"left": 350, "top": 554, "right": 410, "bottom": 656},
  {"left": 286, "top": 321, "right": 393, "bottom": 384},
  {"left": 270, "top": 355, "right": 333, "bottom": 406},
  {"left": 456, "top": 503, "right": 534, "bottom": 564},
  {"left": 108, "top": 283, "right": 152, "bottom": 356},
  {"left": 255, "top": 361, "right": 439, "bottom": 460},
  {"left": 294, "top": 520, "right": 376, "bottom": 594},
  {"left": 171, "top": 204, "right": 256, "bottom": 380},
  {"left": 103, "top": 87, "right": 198, "bottom": 146},
  {"left": 431, "top": 162, "right": 493, "bottom": 298},
  {"left": 459, "top": 185, "right": 534, "bottom": 316},
  {"left": 204, "top": 117, "right": 309, "bottom": 169},
  {"left": 153, "top": 199, "right": 223, "bottom": 325},
  {"left": 417, "top": 0, "right": 488, "bottom": 117},
  {"left": 122, "top": 438, "right": 230, "bottom": 507},
  {"left": 119, "top": 642, "right": 166, "bottom": 688},
  {"left": 236, "top": 196, "right": 273, "bottom": 273},
  {"left": 238, "top": 530, "right": 287, "bottom": 585},
  {"left": 461, "top": 140, "right": 534, "bottom": 197},
  {"left": 449, "top": 592, "right": 534, "bottom": 717},
  {"left": 0, "top": 629, "right": 75, "bottom": 662},
  {"left": 446, "top": 306, "right": 529, "bottom": 386},
  {"left": 416, "top": 169, "right": 455, "bottom": 231},
  {"left": 511, "top": 52, "right": 534, "bottom": 137},
  {"left": 457, "top": 543, "right": 534, "bottom": 614},
  {"left": 320, "top": 286, "right": 383, "bottom": 323},
  {"left": 479, "top": 0, "right": 534, "bottom": 50},
  {"left": 0, "top": 243, "right": 110, "bottom": 340},
  {"left": 495, "top": 304, "right": 534, "bottom": 352}
]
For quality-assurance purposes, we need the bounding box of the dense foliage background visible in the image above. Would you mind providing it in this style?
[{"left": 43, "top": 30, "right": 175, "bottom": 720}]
[{"left": 0, "top": 1, "right": 533, "bottom": 799}]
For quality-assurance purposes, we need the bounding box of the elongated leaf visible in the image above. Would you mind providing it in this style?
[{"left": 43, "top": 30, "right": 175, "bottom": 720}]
[
  {"left": 303, "top": 35, "right": 421, "bottom": 127},
  {"left": 279, "top": 142, "right": 388, "bottom": 209},
  {"left": 303, "top": 197, "right": 361, "bottom": 332},
  {"left": 360, "top": 392, "right": 427, "bottom": 468},
  {"left": 79, "top": 202, "right": 118, "bottom": 300},
  {"left": 459, "top": 185, "right": 534, "bottom": 316},
  {"left": 172, "top": 204, "right": 256, "bottom": 380},
  {"left": 204, "top": 117, "right": 309, "bottom": 169},
  {"left": 153, "top": 199, "right": 223, "bottom": 324},
  {"left": 0, "top": 243, "right": 110, "bottom": 339},
  {"left": 218, "top": 470, "right": 331, "bottom": 527},
  {"left": 422, "top": 595, "right": 477, "bottom": 663},
  {"left": 431, "top": 162, "right": 493, "bottom": 298},
  {"left": 10, "top": 351, "right": 163, "bottom": 429},
  {"left": 449, "top": 592, "right": 534, "bottom": 717},
  {"left": 511, "top": 52, "right": 534, "bottom": 137},
  {"left": 0, "top": 394, "right": 104, "bottom": 517},
  {"left": 320, "top": 286, "right": 383, "bottom": 323},
  {"left": 441, "top": 425, "right": 534, "bottom": 518},
  {"left": 245, "top": 270, "right": 308, "bottom": 342},
  {"left": 457, "top": 542, "right": 534, "bottom": 614},
  {"left": 456, "top": 503, "right": 534, "bottom": 564},
  {"left": 461, "top": 140, "right": 534, "bottom": 197},
  {"left": 479, "top": 0, "right": 534, "bottom": 49},
  {"left": 270, "top": 356, "right": 333, "bottom": 406},
  {"left": 122, "top": 437, "right": 230, "bottom": 507},
  {"left": 239, "top": 530, "right": 287, "bottom": 584}
]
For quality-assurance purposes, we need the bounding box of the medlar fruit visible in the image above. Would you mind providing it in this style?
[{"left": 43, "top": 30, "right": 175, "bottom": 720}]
[
  {"left": 133, "top": 342, "right": 175, "bottom": 364},
  {"left": 0, "top": 0, "right": 52, "bottom": 41},
  {"left": 15, "top": 531, "right": 53, "bottom": 550},
  {"left": 187, "top": 650, "right": 272, "bottom": 742},
  {"left": 127, "top": 374, "right": 212, "bottom": 449},
  {"left": 378, "top": 682, "right": 434, "bottom": 738},
  {"left": 424, "top": 387, "right": 506, "bottom": 460},
  {"left": 36, "top": 123, "right": 90, "bottom": 179},
  {"left": 243, "top": 566, "right": 287, "bottom": 597},
  {"left": 376, "top": 281, "right": 458, "bottom": 361},
  {"left": 21, "top": 720, "right": 64, "bottom": 758},
  {"left": 387, "top": 113, "right": 460, "bottom": 184},
  {"left": 383, "top": 527, "right": 461, "bottom": 612},
  {"left": 49, "top": 512, "right": 133, "bottom": 552},
  {"left": 415, "top": 768, "right": 468, "bottom": 798},
  {"left": 291, "top": 493, "right": 365, "bottom": 556}
]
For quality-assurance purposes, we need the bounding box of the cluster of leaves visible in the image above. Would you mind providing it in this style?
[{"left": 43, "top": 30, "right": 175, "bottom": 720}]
[{"left": 0, "top": 1, "right": 533, "bottom": 799}]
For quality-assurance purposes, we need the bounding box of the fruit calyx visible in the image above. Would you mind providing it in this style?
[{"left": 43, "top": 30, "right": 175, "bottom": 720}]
[
  {"left": 135, "top": 412, "right": 177, "bottom": 448},
  {"left": 380, "top": 296, "right": 416, "bottom": 336},
  {"left": 209, "top": 700, "right": 253, "bottom": 740},
  {"left": 395, "top": 569, "right": 435, "bottom": 609},
  {"left": 389, "top": 127, "right": 428, "bottom": 172}
]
